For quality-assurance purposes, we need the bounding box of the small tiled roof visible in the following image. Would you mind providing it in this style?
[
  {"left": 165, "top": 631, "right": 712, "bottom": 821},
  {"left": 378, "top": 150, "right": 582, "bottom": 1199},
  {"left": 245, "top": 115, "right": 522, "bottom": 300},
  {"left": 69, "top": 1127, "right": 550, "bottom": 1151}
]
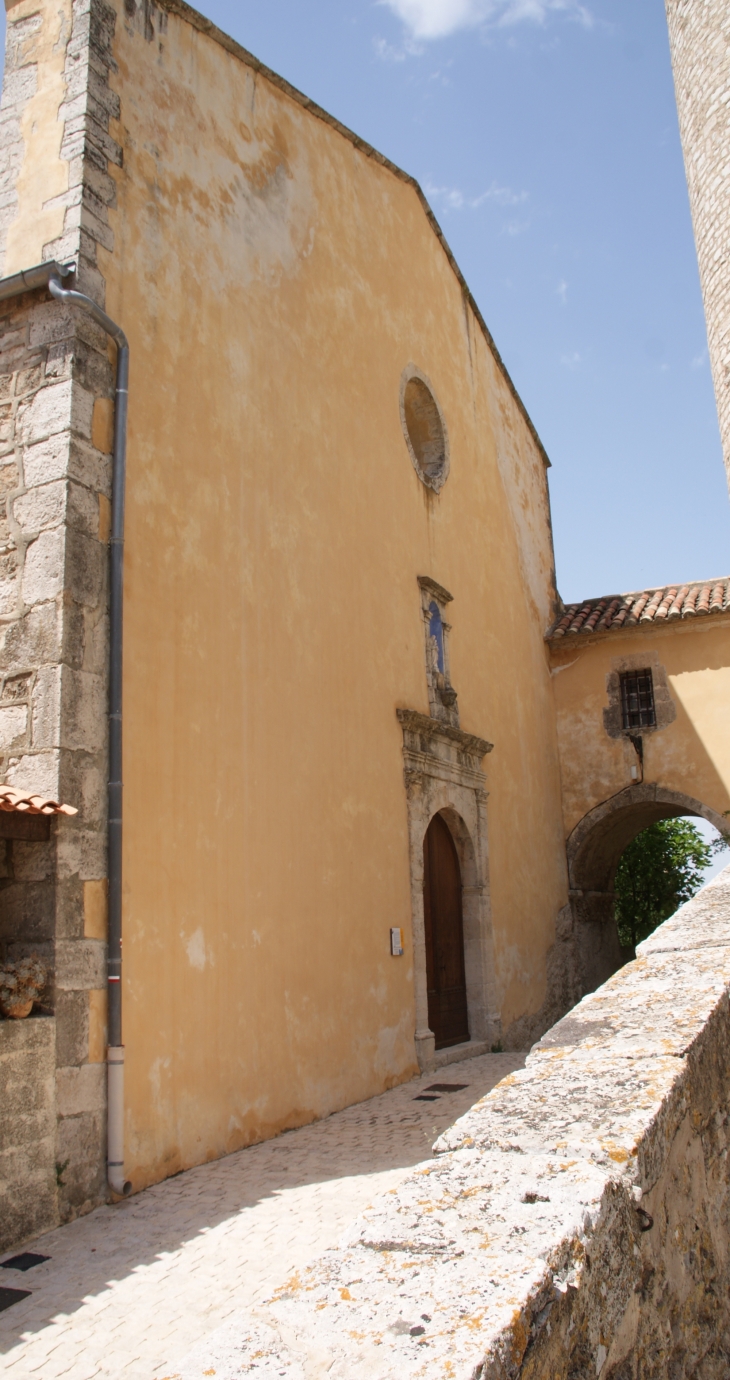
[
  {"left": 0, "top": 786, "right": 77, "bottom": 816},
  {"left": 549, "top": 577, "right": 730, "bottom": 640}
]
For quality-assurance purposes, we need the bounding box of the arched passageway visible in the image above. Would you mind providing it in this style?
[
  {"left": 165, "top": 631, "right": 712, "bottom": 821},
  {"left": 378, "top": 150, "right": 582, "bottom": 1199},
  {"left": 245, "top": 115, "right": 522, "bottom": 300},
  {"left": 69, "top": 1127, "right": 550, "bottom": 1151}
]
[{"left": 566, "top": 784, "right": 727, "bottom": 996}]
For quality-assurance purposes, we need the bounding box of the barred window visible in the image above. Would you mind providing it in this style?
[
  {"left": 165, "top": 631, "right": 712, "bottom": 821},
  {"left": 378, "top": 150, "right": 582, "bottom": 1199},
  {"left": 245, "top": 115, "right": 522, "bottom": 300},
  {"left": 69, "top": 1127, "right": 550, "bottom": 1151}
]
[{"left": 620, "top": 669, "right": 656, "bottom": 730}]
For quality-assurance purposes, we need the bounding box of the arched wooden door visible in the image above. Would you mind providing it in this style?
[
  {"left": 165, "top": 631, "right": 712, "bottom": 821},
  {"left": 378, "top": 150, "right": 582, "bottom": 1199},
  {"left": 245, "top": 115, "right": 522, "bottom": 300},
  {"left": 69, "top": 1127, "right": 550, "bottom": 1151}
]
[{"left": 423, "top": 813, "right": 469, "bottom": 1049}]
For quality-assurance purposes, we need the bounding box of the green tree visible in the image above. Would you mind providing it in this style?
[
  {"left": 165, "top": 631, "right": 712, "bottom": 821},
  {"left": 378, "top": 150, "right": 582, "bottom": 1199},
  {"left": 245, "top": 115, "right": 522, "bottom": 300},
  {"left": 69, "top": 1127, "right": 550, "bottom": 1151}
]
[{"left": 614, "top": 818, "right": 718, "bottom": 951}]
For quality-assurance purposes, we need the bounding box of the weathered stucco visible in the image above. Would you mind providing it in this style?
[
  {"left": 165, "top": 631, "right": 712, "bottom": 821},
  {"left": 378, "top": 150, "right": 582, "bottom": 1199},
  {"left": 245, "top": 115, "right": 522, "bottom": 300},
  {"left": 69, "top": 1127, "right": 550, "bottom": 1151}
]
[
  {"left": 547, "top": 614, "right": 730, "bottom": 1001},
  {"left": 0, "top": 0, "right": 72, "bottom": 272},
  {"left": 550, "top": 618, "right": 730, "bottom": 840},
  {"left": 0, "top": 0, "right": 571, "bottom": 1214},
  {"left": 180, "top": 866, "right": 730, "bottom": 1379},
  {"left": 71, "top": 0, "right": 566, "bottom": 1187}
]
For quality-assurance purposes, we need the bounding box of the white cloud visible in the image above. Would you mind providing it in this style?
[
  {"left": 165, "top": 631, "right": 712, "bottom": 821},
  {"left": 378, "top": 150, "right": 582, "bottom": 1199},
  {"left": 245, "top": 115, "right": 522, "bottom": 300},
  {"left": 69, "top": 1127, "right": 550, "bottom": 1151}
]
[
  {"left": 473, "top": 182, "right": 528, "bottom": 207},
  {"left": 426, "top": 182, "right": 467, "bottom": 208},
  {"left": 560, "top": 351, "right": 581, "bottom": 370},
  {"left": 374, "top": 35, "right": 409, "bottom": 59},
  {"left": 380, "top": 0, "right": 482, "bottom": 39},
  {"left": 502, "top": 217, "right": 530, "bottom": 236},
  {"left": 378, "top": 0, "right": 593, "bottom": 41},
  {"left": 425, "top": 178, "right": 528, "bottom": 211},
  {"left": 691, "top": 349, "right": 707, "bottom": 370},
  {"left": 557, "top": 278, "right": 568, "bottom": 305}
]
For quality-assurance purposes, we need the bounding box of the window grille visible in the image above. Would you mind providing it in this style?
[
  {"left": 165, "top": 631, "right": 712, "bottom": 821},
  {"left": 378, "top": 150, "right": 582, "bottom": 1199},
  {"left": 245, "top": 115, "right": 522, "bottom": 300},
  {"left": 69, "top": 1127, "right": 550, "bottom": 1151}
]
[{"left": 620, "top": 669, "right": 656, "bottom": 730}]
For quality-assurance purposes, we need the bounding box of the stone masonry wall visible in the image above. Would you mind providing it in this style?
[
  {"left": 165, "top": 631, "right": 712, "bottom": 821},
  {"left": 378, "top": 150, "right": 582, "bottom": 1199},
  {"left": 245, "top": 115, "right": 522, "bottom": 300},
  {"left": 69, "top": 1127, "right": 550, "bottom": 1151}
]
[
  {"left": 665, "top": 0, "right": 730, "bottom": 491},
  {"left": 183, "top": 866, "right": 730, "bottom": 1379},
  {"left": 0, "top": 282, "right": 111, "bottom": 1230},
  {"left": 0, "top": 0, "right": 121, "bottom": 1232},
  {"left": 0, "top": 284, "right": 111, "bottom": 1228},
  {"left": 0, "top": 1014, "right": 56, "bottom": 1253}
]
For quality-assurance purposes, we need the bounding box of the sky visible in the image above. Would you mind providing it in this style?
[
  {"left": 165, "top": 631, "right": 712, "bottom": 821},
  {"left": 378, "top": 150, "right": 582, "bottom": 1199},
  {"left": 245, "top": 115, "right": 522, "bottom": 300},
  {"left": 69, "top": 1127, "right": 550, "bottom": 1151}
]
[{"left": 696, "top": 819, "right": 728, "bottom": 882}]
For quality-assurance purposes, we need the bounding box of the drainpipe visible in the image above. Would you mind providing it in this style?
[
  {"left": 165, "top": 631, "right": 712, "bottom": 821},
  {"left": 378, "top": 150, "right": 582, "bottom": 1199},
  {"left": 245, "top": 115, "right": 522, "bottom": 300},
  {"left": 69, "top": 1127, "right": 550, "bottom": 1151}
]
[{"left": 47, "top": 273, "right": 131, "bottom": 1198}]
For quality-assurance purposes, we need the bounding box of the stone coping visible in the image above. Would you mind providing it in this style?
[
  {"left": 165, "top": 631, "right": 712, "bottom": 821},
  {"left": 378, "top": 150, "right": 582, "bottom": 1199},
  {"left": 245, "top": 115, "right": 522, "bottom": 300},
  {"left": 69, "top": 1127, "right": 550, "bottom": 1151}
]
[
  {"left": 181, "top": 866, "right": 730, "bottom": 1378},
  {"left": 0, "top": 1011, "right": 55, "bottom": 1041}
]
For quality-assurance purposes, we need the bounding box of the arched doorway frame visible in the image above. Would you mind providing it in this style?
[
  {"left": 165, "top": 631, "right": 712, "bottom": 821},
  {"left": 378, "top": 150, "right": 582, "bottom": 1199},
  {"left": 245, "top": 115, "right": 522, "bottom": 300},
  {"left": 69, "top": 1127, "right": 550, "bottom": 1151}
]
[
  {"left": 397, "top": 709, "right": 499, "bottom": 1070},
  {"left": 566, "top": 783, "right": 728, "bottom": 996}
]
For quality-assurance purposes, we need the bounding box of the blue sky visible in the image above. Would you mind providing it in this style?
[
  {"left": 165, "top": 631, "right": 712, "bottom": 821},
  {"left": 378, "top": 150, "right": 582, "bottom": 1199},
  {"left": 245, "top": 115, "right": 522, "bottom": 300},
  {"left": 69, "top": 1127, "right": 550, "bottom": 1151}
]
[{"left": 3, "top": 0, "right": 727, "bottom": 599}]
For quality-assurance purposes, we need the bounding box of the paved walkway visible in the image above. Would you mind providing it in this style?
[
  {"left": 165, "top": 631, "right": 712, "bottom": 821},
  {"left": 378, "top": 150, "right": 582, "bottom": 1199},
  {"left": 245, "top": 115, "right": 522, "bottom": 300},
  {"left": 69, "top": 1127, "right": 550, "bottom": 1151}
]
[{"left": 0, "top": 1052, "right": 524, "bottom": 1380}]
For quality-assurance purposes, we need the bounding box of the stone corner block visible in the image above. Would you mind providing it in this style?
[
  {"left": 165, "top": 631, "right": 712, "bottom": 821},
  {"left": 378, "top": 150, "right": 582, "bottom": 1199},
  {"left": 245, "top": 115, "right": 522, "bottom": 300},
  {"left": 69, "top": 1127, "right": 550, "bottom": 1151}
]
[
  {"left": 56, "top": 1061, "right": 106, "bottom": 1118},
  {"left": 55, "top": 938, "right": 106, "bottom": 991}
]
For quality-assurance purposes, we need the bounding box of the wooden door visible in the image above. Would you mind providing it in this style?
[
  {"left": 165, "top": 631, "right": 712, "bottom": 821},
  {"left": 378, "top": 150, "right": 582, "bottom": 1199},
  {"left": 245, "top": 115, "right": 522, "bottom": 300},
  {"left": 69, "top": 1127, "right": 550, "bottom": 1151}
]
[{"left": 422, "top": 813, "right": 469, "bottom": 1049}]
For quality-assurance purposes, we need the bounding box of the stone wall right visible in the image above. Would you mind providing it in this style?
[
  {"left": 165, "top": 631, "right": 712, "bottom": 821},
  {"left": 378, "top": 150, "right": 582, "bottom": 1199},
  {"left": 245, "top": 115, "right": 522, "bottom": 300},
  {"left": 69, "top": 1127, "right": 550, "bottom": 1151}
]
[
  {"left": 665, "top": 0, "right": 730, "bottom": 491},
  {"left": 195, "top": 866, "right": 730, "bottom": 1378}
]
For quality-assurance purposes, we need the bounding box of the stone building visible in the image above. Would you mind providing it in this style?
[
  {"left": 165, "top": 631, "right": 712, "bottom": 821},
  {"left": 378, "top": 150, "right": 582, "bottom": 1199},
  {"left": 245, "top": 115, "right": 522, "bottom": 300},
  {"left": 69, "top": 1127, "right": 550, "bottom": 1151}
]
[
  {"left": 665, "top": 0, "right": 730, "bottom": 490},
  {"left": 0, "top": 0, "right": 728, "bottom": 1254}
]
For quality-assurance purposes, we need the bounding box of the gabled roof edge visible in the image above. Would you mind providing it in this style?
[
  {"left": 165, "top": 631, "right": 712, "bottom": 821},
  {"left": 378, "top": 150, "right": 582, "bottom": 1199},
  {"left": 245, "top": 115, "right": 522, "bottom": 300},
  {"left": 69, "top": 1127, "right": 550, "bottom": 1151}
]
[{"left": 156, "top": 0, "right": 551, "bottom": 470}]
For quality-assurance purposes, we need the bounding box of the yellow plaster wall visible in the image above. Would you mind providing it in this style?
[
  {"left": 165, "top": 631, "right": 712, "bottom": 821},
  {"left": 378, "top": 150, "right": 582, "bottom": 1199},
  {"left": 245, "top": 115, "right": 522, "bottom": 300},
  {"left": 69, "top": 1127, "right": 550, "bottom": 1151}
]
[
  {"left": 11, "top": 0, "right": 568, "bottom": 1187},
  {"left": 550, "top": 619, "right": 730, "bottom": 838},
  {"left": 1, "top": 0, "right": 72, "bottom": 275}
]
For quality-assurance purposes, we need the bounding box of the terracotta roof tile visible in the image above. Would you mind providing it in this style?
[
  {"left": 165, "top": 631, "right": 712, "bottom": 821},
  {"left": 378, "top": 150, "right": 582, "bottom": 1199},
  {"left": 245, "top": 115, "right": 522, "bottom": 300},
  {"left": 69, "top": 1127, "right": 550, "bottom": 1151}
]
[
  {"left": 0, "top": 786, "right": 77, "bottom": 816},
  {"left": 548, "top": 576, "right": 730, "bottom": 640}
]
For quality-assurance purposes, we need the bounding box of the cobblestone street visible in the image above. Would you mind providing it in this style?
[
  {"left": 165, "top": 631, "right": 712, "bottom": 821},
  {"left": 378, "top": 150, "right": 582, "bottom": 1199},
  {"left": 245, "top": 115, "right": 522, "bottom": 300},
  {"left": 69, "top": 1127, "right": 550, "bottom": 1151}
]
[{"left": 0, "top": 1053, "right": 523, "bottom": 1380}]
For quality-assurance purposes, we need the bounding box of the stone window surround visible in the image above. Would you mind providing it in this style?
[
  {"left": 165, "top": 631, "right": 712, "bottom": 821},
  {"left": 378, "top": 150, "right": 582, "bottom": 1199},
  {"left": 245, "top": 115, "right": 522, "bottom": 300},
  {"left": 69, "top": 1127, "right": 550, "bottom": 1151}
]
[
  {"left": 396, "top": 708, "right": 499, "bottom": 1070},
  {"left": 399, "top": 364, "right": 450, "bottom": 494},
  {"left": 603, "top": 650, "right": 677, "bottom": 742}
]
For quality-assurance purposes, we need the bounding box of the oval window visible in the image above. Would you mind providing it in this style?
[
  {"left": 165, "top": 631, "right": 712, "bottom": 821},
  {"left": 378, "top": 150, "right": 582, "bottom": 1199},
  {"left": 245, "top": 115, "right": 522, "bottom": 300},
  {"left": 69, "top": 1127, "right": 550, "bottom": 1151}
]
[{"left": 400, "top": 368, "right": 449, "bottom": 492}]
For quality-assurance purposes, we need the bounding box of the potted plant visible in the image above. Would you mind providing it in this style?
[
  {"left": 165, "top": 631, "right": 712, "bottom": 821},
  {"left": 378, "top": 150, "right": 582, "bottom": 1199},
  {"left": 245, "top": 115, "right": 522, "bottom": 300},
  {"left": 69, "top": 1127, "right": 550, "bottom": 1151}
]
[{"left": 0, "top": 955, "right": 48, "bottom": 1019}]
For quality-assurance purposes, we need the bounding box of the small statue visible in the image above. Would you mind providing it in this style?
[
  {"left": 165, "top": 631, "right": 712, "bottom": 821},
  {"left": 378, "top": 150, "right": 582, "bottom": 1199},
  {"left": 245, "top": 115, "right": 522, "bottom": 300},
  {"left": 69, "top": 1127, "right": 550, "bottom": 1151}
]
[
  {"left": 427, "top": 633, "right": 441, "bottom": 681},
  {"left": 427, "top": 603, "right": 458, "bottom": 712}
]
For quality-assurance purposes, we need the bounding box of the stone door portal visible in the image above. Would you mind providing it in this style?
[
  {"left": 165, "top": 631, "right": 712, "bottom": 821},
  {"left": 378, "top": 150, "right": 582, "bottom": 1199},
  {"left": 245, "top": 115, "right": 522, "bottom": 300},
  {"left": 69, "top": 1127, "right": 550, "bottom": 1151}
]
[{"left": 423, "top": 814, "right": 470, "bottom": 1049}]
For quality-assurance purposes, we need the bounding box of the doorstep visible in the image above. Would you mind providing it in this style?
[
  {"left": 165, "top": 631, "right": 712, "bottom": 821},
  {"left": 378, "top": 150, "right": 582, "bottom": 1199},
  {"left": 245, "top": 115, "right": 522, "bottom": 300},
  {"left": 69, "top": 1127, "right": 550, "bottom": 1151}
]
[{"left": 431, "top": 1039, "right": 493, "bottom": 1069}]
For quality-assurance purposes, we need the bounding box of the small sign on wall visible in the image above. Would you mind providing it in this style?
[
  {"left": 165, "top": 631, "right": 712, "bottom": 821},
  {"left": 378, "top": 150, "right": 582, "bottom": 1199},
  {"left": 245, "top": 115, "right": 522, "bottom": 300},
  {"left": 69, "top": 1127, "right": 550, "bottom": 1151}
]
[{"left": 390, "top": 927, "right": 404, "bottom": 957}]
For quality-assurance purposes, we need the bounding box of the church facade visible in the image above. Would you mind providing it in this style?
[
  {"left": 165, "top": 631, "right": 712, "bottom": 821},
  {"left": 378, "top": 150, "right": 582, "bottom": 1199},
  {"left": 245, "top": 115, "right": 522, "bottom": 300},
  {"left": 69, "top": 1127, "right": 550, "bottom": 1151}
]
[{"left": 0, "top": 0, "right": 728, "bottom": 1250}]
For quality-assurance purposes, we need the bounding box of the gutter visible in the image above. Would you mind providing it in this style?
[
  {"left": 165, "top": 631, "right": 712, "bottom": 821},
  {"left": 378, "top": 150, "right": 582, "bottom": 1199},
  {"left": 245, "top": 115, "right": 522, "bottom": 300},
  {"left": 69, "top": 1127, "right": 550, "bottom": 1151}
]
[
  {"left": 0, "top": 262, "right": 73, "bottom": 301},
  {"left": 0, "top": 261, "right": 131, "bottom": 1197}
]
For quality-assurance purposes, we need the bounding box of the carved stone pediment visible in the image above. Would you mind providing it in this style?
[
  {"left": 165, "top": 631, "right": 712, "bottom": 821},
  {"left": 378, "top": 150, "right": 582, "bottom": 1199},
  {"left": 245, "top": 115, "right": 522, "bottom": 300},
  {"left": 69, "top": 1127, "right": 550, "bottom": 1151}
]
[{"left": 396, "top": 709, "right": 493, "bottom": 793}]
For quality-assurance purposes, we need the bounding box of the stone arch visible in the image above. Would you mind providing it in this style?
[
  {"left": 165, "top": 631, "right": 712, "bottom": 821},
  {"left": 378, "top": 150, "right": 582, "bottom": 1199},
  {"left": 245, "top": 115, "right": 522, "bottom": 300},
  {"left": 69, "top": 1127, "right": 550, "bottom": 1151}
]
[
  {"left": 410, "top": 801, "right": 495, "bottom": 1063},
  {"left": 396, "top": 708, "right": 499, "bottom": 1070},
  {"left": 566, "top": 784, "right": 726, "bottom": 996}
]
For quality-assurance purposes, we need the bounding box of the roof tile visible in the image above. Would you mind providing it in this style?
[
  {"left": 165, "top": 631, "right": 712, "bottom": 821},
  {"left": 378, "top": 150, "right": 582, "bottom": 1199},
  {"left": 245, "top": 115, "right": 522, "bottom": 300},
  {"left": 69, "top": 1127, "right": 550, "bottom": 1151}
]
[
  {"left": 0, "top": 786, "right": 77, "bottom": 816},
  {"left": 548, "top": 576, "right": 730, "bottom": 640}
]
